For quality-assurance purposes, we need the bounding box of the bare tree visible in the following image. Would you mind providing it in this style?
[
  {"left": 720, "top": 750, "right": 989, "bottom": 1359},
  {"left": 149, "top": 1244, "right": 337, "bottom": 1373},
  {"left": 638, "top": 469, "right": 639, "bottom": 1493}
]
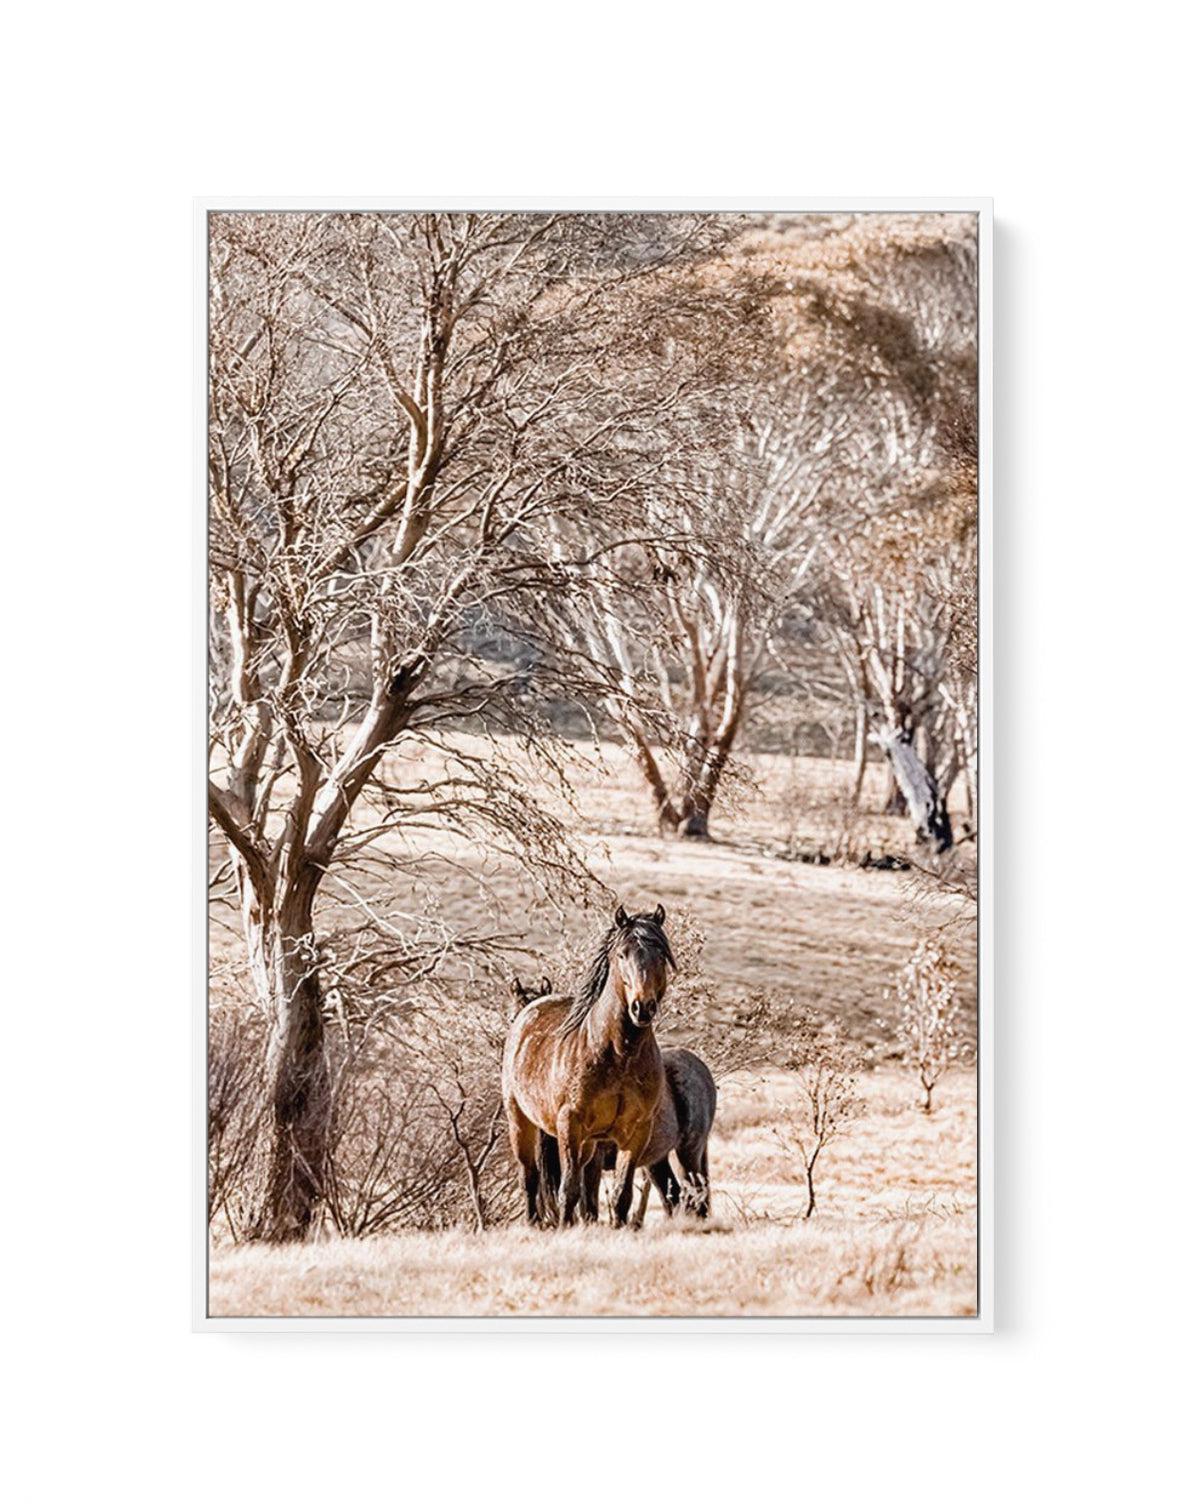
[
  {"left": 790, "top": 214, "right": 978, "bottom": 846},
  {"left": 932, "top": 536, "right": 980, "bottom": 829},
  {"left": 207, "top": 211, "right": 728, "bottom": 1238},
  {"left": 817, "top": 499, "right": 973, "bottom": 850},
  {"left": 773, "top": 1014, "right": 864, "bottom": 1220},
  {"left": 545, "top": 374, "right": 848, "bottom": 837}
]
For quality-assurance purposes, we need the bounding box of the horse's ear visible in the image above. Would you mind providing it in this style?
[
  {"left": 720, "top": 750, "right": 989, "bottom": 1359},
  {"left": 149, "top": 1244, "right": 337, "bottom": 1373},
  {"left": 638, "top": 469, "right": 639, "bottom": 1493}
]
[
  {"left": 540, "top": 975, "right": 552, "bottom": 996},
  {"left": 615, "top": 905, "right": 629, "bottom": 927},
  {"left": 652, "top": 903, "right": 665, "bottom": 925},
  {"left": 512, "top": 976, "right": 524, "bottom": 997}
]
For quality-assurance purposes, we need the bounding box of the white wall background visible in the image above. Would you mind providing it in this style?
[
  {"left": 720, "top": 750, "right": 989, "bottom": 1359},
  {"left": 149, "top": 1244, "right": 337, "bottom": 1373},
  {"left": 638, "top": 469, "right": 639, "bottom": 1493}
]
[{"left": 4, "top": 4, "right": 1193, "bottom": 1505}]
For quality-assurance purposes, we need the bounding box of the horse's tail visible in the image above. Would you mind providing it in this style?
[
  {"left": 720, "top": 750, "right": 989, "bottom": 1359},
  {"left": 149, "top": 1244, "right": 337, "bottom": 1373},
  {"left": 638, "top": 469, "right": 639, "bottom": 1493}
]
[{"left": 536, "top": 1130, "right": 561, "bottom": 1224}]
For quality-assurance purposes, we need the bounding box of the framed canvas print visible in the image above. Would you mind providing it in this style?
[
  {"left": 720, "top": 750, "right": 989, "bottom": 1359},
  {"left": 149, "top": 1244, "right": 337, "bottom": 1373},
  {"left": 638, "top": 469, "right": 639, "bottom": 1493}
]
[{"left": 197, "top": 198, "right": 992, "bottom": 1332}]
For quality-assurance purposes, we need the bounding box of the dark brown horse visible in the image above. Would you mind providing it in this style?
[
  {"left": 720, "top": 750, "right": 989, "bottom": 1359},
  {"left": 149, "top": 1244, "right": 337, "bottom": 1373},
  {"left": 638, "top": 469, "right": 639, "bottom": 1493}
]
[
  {"left": 624, "top": 1047, "right": 717, "bottom": 1221},
  {"left": 501, "top": 905, "right": 674, "bottom": 1227}
]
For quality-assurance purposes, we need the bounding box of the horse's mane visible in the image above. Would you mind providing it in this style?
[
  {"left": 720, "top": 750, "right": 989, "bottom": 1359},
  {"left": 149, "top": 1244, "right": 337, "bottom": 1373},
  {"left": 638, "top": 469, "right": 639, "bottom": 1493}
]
[{"left": 558, "top": 912, "right": 675, "bottom": 1036}]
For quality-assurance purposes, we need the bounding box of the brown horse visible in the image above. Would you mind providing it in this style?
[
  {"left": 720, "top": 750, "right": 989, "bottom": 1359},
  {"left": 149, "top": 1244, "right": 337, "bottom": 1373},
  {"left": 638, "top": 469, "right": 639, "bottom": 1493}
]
[
  {"left": 501, "top": 905, "right": 674, "bottom": 1227},
  {"left": 541, "top": 1046, "right": 717, "bottom": 1224},
  {"left": 523, "top": 978, "right": 714, "bottom": 1223}
]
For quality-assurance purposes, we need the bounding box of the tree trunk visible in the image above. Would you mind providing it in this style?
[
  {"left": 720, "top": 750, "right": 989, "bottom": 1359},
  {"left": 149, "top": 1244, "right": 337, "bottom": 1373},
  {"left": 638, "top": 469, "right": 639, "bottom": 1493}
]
[
  {"left": 626, "top": 726, "right": 682, "bottom": 834},
  {"left": 622, "top": 688, "right": 742, "bottom": 843},
  {"left": 879, "top": 727, "right": 954, "bottom": 852},
  {"left": 850, "top": 701, "right": 868, "bottom": 808},
  {"left": 676, "top": 753, "right": 720, "bottom": 840},
  {"left": 676, "top": 799, "right": 712, "bottom": 840},
  {"left": 940, "top": 747, "right": 962, "bottom": 821},
  {"left": 959, "top": 733, "right": 978, "bottom": 830},
  {"left": 248, "top": 871, "right": 331, "bottom": 1242},
  {"left": 676, "top": 700, "right": 742, "bottom": 841},
  {"left": 882, "top": 768, "right": 908, "bottom": 815}
]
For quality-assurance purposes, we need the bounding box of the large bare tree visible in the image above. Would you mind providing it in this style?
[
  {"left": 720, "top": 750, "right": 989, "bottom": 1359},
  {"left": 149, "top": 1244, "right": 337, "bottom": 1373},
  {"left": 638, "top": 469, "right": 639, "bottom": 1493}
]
[
  {"left": 817, "top": 486, "right": 975, "bottom": 850},
  {"left": 207, "top": 211, "right": 728, "bottom": 1238},
  {"left": 544, "top": 372, "right": 853, "bottom": 837},
  {"left": 782, "top": 213, "right": 979, "bottom": 845}
]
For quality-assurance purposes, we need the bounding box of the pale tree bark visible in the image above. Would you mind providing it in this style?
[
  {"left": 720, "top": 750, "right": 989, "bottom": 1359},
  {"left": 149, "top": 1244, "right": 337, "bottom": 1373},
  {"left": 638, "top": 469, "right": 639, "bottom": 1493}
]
[
  {"left": 850, "top": 699, "right": 868, "bottom": 808},
  {"left": 257, "top": 877, "right": 328, "bottom": 1239},
  {"left": 626, "top": 727, "right": 683, "bottom": 833},
  {"left": 877, "top": 727, "right": 953, "bottom": 852},
  {"left": 820, "top": 555, "right": 962, "bottom": 852}
]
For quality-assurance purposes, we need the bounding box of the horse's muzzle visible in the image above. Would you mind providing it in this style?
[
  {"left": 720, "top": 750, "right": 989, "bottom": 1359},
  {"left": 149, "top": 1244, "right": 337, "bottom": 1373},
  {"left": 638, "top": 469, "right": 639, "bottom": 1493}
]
[{"left": 628, "top": 999, "right": 658, "bottom": 1028}]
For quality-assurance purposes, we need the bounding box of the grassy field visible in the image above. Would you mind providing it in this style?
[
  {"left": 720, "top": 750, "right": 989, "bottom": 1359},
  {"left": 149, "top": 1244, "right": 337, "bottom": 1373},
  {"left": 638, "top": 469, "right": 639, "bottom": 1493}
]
[
  {"left": 211, "top": 1069, "right": 975, "bottom": 1317},
  {"left": 209, "top": 738, "right": 977, "bottom": 1319}
]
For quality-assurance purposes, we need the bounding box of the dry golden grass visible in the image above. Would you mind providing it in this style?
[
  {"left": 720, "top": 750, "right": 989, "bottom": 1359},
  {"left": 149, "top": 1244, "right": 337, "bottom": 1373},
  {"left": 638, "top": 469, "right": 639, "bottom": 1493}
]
[
  {"left": 212, "top": 738, "right": 973, "bottom": 1019},
  {"left": 209, "top": 736, "right": 977, "bottom": 1318},
  {"left": 210, "top": 1069, "right": 976, "bottom": 1318}
]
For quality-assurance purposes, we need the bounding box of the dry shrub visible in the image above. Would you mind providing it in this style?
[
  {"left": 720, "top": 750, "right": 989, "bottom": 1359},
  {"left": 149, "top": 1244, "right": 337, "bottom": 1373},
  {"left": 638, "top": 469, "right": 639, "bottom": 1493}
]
[
  {"left": 207, "top": 1002, "right": 269, "bottom": 1241},
  {"left": 668, "top": 983, "right": 778, "bottom": 1080},
  {"left": 894, "top": 937, "right": 968, "bottom": 1113},
  {"left": 323, "top": 986, "right": 522, "bottom": 1235},
  {"left": 323, "top": 1042, "right": 458, "bottom": 1236},
  {"left": 771, "top": 1010, "right": 864, "bottom": 1218},
  {"left": 208, "top": 981, "right": 522, "bottom": 1241}
]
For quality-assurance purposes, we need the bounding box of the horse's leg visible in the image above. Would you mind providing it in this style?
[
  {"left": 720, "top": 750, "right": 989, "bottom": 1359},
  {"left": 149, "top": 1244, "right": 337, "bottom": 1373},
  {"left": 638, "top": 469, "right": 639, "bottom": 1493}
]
[
  {"left": 555, "top": 1109, "right": 586, "bottom": 1227},
  {"left": 580, "top": 1151, "right": 602, "bottom": 1224},
  {"left": 599, "top": 1142, "right": 617, "bottom": 1223},
  {"left": 611, "top": 1145, "right": 646, "bottom": 1228},
  {"left": 632, "top": 1173, "right": 652, "bottom": 1229},
  {"left": 506, "top": 1100, "right": 540, "bottom": 1226},
  {"left": 536, "top": 1129, "right": 561, "bottom": 1226},
  {"left": 676, "top": 1141, "right": 710, "bottom": 1218},
  {"left": 648, "top": 1158, "right": 679, "bottom": 1216},
  {"left": 695, "top": 1146, "right": 710, "bottom": 1219}
]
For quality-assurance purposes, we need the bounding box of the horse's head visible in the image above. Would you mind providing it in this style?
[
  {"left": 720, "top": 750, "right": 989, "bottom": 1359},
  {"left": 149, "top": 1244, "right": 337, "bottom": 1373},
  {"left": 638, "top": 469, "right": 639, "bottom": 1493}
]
[
  {"left": 611, "top": 903, "right": 675, "bottom": 1030},
  {"left": 511, "top": 974, "right": 554, "bottom": 1007}
]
